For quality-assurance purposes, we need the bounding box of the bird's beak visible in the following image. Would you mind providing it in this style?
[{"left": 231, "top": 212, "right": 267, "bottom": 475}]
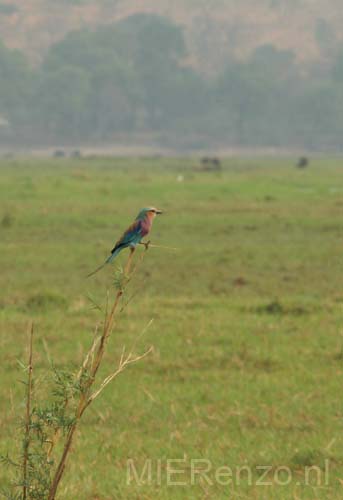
[{"left": 155, "top": 209, "right": 163, "bottom": 214}]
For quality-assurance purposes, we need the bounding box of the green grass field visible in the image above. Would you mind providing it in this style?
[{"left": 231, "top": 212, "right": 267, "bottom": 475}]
[{"left": 0, "top": 156, "right": 343, "bottom": 499}]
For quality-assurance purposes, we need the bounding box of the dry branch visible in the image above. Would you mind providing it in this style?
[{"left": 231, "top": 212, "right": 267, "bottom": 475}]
[{"left": 47, "top": 245, "right": 152, "bottom": 499}]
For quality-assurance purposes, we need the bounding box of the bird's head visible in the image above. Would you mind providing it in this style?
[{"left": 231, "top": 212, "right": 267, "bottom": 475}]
[{"left": 136, "top": 207, "right": 163, "bottom": 220}]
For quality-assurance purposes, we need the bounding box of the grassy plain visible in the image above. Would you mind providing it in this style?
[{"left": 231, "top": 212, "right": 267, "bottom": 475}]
[{"left": 0, "top": 156, "right": 343, "bottom": 499}]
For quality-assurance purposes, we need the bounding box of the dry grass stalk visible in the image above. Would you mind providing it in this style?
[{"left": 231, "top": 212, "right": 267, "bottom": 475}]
[
  {"left": 47, "top": 246, "right": 152, "bottom": 499},
  {"left": 23, "top": 322, "right": 34, "bottom": 500},
  {"left": 86, "top": 333, "right": 154, "bottom": 409}
]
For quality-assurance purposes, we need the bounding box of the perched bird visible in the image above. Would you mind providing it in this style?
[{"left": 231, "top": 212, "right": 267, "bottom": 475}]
[{"left": 87, "top": 207, "right": 162, "bottom": 277}]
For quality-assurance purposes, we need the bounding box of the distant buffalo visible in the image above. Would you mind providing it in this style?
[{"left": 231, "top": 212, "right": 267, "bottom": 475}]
[
  {"left": 296, "top": 157, "right": 309, "bottom": 168},
  {"left": 53, "top": 150, "right": 66, "bottom": 158},
  {"left": 199, "top": 157, "right": 222, "bottom": 172}
]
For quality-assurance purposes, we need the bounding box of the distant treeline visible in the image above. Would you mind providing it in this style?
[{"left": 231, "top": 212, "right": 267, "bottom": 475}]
[{"left": 1, "top": 13, "right": 343, "bottom": 150}]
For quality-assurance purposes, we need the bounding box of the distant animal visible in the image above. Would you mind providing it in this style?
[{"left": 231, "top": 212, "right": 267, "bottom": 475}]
[
  {"left": 296, "top": 157, "right": 309, "bottom": 168},
  {"left": 70, "top": 150, "right": 81, "bottom": 158},
  {"left": 199, "top": 157, "right": 222, "bottom": 172},
  {"left": 87, "top": 207, "right": 162, "bottom": 277},
  {"left": 53, "top": 150, "right": 65, "bottom": 158},
  {"left": 201, "top": 157, "right": 210, "bottom": 165}
]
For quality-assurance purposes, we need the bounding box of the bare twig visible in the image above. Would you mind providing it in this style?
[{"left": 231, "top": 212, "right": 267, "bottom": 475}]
[
  {"left": 76, "top": 327, "right": 100, "bottom": 381},
  {"left": 129, "top": 243, "right": 149, "bottom": 277},
  {"left": 129, "top": 319, "right": 154, "bottom": 356},
  {"left": 91, "top": 288, "right": 123, "bottom": 380},
  {"left": 119, "top": 245, "right": 154, "bottom": 312},
  {"left": 86, "top": 319, "right": 154, "bottom": 409},
  {"left": 124, "top": 246, "right": 136, "bottom": 274},
  {"left": 23, "top": 322, "right": 34, "bottom": 500},
  {"left": 139, "top": 241, "right": 179, "bottom": 251},
  {"left": 86, "top": 346, "right": 153, "bottom": 408}
]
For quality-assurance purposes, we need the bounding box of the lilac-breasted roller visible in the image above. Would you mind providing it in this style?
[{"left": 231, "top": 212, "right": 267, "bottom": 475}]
[{"left": 87, "top": 207, "right": 162, "bottom": 277}]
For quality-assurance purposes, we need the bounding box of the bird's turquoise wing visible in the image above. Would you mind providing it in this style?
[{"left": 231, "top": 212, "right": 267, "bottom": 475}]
[
  {"left": 89, "top": 219, "right": 144, "bottom": 274},
  {"left": 110, "top": 219, "right": 142, "bottom": 254}
]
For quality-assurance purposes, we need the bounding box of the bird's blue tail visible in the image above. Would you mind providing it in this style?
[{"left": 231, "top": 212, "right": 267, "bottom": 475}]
[
  {"left": 105, "top": 247, "right": 121, "bottom": 264},
  {"left": 86, "top": 248, "right": 121, "bottom": 278}
]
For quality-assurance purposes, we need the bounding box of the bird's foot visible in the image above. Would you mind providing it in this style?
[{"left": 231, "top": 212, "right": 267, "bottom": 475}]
[{"left": 140, "top": 240, "right": 151, "bottom": 251}]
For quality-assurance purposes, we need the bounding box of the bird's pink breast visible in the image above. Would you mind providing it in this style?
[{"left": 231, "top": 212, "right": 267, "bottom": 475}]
[{"left": 141, "top": 217, "right": 152, "bottom": 237}]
